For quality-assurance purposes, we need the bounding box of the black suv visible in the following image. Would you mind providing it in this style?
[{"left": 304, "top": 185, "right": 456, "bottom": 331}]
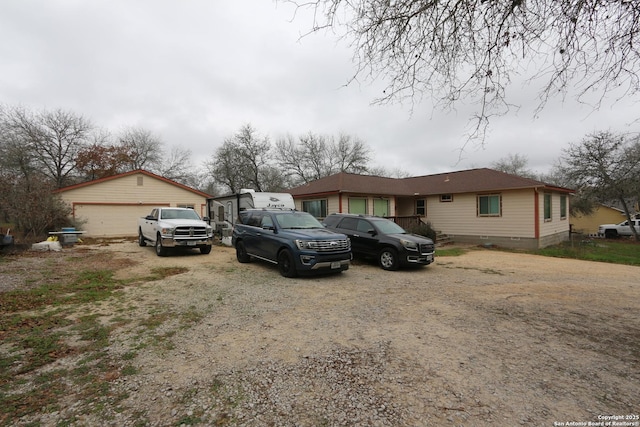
[
  {"left": 232, "top": 209, "right": 351, "bottom": 277},
  {"left": 322, "top": 213, "right": 435, "bottom": 270}
]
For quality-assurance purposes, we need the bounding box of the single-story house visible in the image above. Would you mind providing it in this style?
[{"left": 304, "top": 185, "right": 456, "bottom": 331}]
[
  {"left": 288, "top": 168, "right": 574, "bottom": 249},
  {"left": 55, "top": 169, "right": 212, "bottom": 237}
]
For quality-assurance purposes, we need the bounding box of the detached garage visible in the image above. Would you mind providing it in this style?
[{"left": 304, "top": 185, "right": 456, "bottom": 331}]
[{"left": 56, "top": 170, "right": 212, "bottom": 237}]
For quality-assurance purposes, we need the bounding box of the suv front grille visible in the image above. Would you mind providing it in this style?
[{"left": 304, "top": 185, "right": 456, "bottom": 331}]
[
  {"left": 174, "top": 226, "right": 208, "bottom": 238},
  {"left": 419, "top": 243, "right": 435, "bottom": 254},
  {"left": 313, "top": 239, "right": 350, "bottom": 252}
]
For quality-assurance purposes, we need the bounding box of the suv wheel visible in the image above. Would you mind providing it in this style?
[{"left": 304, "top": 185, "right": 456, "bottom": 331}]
[
  {"left": 278, "top": 249, "right": 298, "bottom": 278},
  {"left": 379, "top": 248, "right": 399, "bottom": 271},
  {"left": 236, "top": 241, "right": 251, "bottom": 263}
]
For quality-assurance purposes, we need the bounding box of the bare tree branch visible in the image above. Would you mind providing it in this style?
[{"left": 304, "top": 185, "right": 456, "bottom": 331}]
[{"left": 284, "top": 0, "right": 640, "bottom": 142}]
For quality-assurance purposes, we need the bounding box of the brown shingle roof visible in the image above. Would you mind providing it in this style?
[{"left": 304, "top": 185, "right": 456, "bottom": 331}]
[{"left": 288, "top": 168, "right": 572, "bottom": 197}]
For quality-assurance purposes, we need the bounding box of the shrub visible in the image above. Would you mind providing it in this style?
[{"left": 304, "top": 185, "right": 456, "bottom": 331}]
[{"left": 405, "top": 221, "right": 437, "bottom": 241}]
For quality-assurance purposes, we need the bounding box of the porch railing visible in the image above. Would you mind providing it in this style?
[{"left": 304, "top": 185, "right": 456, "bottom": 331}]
[{"left": 384, "top": 215, "right": 424, "bottom": 229}]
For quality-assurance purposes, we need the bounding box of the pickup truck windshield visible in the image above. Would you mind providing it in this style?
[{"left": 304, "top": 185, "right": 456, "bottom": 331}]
[
  {"left": 274, "top": 212, "right": 324, "bottom": 229},
  {"left": 160, "top": 209, "right": 201, "bottom": 220}
]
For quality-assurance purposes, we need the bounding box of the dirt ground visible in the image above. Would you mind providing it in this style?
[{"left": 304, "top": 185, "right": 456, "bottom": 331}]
[{"left": 4, "top": 240, "right": 640, "bottom": 426}]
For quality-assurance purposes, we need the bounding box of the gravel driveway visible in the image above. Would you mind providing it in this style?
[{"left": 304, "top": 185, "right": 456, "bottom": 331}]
[{"left": 5, "top": 240, "right": 640, "bottom": 426}]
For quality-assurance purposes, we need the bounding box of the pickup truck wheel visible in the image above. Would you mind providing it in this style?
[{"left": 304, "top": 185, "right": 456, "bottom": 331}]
[
  {"left": 278, "top": 249, "right": 298, "bottom": 278},
  {"left": 379, "top": 247, "right": 400, "bottom": 271},
  {"left": 138, "top": 229, "right": 146, "bottom": 247},
  {"left": 155, "top": 235, "right": 168, "bottom": 257},
  {"left": 604, "top": 230, "right": 618, "bottom": 239},
  {"left": 199, "top": 245, "right": 212, "bottom": 255},
  {"left": 236, "top": 241, "right": 251, "bottom": 263}
]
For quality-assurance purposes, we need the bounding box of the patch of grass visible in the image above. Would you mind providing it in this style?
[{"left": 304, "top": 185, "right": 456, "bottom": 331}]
[
  {"left": 180, "top": 306, "right": 204, "bottom": 328},
  {"left": 0, "top": 269, "right": 121, "bottom": 312},
  {"left": 139, "top": 310, "right": 172, "bottom": 331},
  {"left": 0, "top": 255, "right": 141, "bottom": 423},
  {"left": 435, "top": 247, "right": 467, "bottom": 257},
  {"left": 146, "top": 266, "right": 189, "bottom": 281},
  {"left": 440, "top": 264, "right": 504, "bottom": 275},
  {"left": 532, "top": 239, "right": 640, "bottom": 266},
  {"left": 121, "top": 364, "right": 138, "bottom": 376}
]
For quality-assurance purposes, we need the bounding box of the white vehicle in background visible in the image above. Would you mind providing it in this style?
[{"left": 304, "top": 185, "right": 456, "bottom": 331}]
[{"left": 598, "top": 219, "right": 640, "bottom": 239}]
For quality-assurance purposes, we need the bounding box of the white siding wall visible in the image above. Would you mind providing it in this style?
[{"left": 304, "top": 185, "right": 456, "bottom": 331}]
[
  {"left": 295, "top": 188, "right": 570, "bottom": 248},
  {"left": 539, "top": 192, "right": 570, "bottom": 237},
  {"left": 426, "top": 190, "right": 536, "bottom": 238}
]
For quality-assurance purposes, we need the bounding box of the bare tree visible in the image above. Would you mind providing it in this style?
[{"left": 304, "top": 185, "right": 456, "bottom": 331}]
[
  {"left": 561, "top": 130, "right": 640, "bottom": 241},
  {"left": 1, "top": 106, "right": 93, "bottom": 188},
  {"left": 207, "top": 124, "right": 274, "bottom": 194},
  {"left": 491, "top": 153, "right": 535, "bottom": 178},
  {"left": 275, "top": 132, "right": 371, "bottom": 184},
  {"left": 117, "top": 126, "right": 162, "bottom": 171},
  {"left": 331, "top": 134, "right": 370, "bottom": 174},
  {"left": 0, "top": 107, "right": 37, "bottom": 184},
  {"left": 285, "top": 0, "right": 640, "bottom": 140},
  {"left": 156, "top": 146, "right": 194, "bottom": 184}
]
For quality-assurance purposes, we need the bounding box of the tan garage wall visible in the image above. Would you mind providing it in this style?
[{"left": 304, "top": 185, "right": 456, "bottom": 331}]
[
  {"left": 57, "top": 171, "right": 211, "bottom": 237},
  {"left": 73, "top": 204, "right": 158, "bottom": 237}
]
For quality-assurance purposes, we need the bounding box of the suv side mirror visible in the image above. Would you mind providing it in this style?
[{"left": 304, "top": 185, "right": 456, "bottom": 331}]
[{"left": 367, "top": 229, "right": 377, "bottom": 236}]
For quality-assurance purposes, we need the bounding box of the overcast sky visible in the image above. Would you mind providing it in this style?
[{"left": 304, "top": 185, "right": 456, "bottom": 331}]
[{"left": 1, "top": 0, "right": 638, "bottom": 178}]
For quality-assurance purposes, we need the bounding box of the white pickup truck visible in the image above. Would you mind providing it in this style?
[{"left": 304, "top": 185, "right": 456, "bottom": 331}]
[
  {"left": 598, "top": 219, "right": 640, "bottom": 239},
  {"left": 138, "top": 207, "right": 214, "bottom": 256}
]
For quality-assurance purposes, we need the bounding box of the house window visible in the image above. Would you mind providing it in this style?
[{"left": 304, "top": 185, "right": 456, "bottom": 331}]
[
  {"left": 348, "top": 198, "right": 367, "bottom": 215},
  {"left": 137, "top": 176, "right": 143, "bottom": 186},
  {"left": 416, "top": 199, "right": 426, "bottom": 216},
  {"left": 302, "top": 199, "right": 328, "bottom": 218},
  {"left": 178, "top": 204, "right": 195, "bottom": 209},
  {"left": 560, "top": 195, "right": 567, "bottom": 220},
  {"left": 478, "top": 194, "right": 501, "bottom": 217},
  {"left": 544, "top": 193, "right": 552, "bottom": 222},
  {"left": 373, "top": 198, "right": 389, "bottom": 217},
  {"left": 440, "top": 194, "right": 453, "bottom": 202}
]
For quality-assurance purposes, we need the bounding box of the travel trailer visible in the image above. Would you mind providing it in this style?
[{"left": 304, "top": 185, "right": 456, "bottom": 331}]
[{"left": 207, "top": 190, "right": 295, "bottom": 244}]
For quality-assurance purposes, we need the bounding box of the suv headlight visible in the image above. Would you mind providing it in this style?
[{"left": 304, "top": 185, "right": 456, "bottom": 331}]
[
  {"left": 295, "top": 239, "right": 317, "bottom": 250},
  {"left": 400, "top": 238, "right": 418, "bottom": 250}
]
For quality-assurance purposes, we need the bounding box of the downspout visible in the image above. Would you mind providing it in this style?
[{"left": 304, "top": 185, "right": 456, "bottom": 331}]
[{"left": 339, "top": 192, "right": 343, "bottom": 213}]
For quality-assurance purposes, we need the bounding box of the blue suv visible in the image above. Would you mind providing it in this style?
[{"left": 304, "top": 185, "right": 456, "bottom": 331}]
[{"left": 232, "top": 209, "right": 351, "bottom": 277}]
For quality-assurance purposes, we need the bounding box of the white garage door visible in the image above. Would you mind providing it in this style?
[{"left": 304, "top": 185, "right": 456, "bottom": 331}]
[{"left": 74, "top": 204, "right": 156, "bottom": 237}]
